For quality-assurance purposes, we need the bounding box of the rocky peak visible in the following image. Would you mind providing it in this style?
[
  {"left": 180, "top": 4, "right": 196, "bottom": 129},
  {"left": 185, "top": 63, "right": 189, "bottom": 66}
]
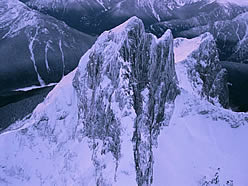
[
  {"left": 73, "top": 16, "right": 179, "bottom": 185},
  {"left": 175, "top": 32, "right": 229, "bottom": 108}
]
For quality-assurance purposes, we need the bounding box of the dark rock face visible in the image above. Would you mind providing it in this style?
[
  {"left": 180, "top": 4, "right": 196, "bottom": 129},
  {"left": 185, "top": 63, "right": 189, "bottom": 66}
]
[
  {"left": 73, "top": 17, "right": 179, "bottom": 185},
  {"left": 0, "top": 0, "right": 95, "bottom": 94},
  {"left": 221, "top": 61, "right": 248, "bottom": 112}
]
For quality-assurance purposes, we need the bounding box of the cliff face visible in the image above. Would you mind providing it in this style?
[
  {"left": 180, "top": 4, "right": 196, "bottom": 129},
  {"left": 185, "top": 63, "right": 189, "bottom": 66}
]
[
  {"left": 174, "top": 32, "right": 229, "bottom": 108},
  {"left": 73, "top": 17, "right": 179, "bottom": 185}
]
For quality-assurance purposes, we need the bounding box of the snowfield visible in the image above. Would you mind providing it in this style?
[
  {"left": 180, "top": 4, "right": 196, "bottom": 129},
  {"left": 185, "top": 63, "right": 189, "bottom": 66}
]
[{"left": 154, "top": 89, "right": 248, "bottom": 186}]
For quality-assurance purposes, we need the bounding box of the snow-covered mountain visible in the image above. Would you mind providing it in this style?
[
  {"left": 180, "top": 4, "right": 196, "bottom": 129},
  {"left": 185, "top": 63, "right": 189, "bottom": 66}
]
[
  {"left": 0, "top": 0, "right": 95, "bottom": 94},
  {"left": 150, "top": 1, "right": 248, "bottom": 63},
  {"left": 20, "top": 0, "right": 214, "bottom": 35},
  {"left": 1, "top": 17, "right": 247, "bottom": 186}
]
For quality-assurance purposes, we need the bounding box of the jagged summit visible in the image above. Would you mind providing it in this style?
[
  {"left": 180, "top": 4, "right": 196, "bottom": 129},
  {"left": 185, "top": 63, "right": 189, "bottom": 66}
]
[
  {"left": 174, "top": 32, "right": 229, "bottom": 108},
  {"left": 73, "top": 16, "right": 178, "bottom": 185}
]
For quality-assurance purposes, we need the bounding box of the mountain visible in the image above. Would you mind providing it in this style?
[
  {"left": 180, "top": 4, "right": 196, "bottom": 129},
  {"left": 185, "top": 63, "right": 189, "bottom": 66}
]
[
  {"left": 0, "top": 17, "right": 247, "bottom": 186},
  {"left": 0, "top": 0, "right": 95, "bottom": 94},
  {"left": 20, "top": 0, "right": 210, "bottom": 35},
  {"left": 149, "top": 1, "right": 248, "bottom": 63},
  {"left": 20, "top": 0, "right": 248, "bottom": 64}
]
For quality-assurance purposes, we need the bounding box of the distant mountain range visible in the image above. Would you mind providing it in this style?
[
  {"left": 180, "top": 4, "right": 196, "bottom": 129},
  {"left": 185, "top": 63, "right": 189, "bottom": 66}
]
[{"left": 0, "top": 0, "right": 95, "bottom": 93}]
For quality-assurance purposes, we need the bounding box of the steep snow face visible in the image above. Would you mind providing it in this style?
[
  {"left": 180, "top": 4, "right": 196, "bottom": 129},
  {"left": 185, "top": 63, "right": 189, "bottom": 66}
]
[
  {"left": 174, "top": 36, "right": 203, "bottom": 63},
  {"left": 174, "top": 32, "right": 229, "bottom": 108},
  {"left": 0, "top": 0, "right": 94, "bottom": 93}
]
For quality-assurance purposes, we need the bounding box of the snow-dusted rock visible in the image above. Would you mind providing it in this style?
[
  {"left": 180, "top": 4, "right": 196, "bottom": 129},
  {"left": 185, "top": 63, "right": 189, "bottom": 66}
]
[
  {"left": 174, "top": 32, "right": 229, "bottom": 108},
  {"left": 73, "top": 16, "right": 178, "bottom": 185}
]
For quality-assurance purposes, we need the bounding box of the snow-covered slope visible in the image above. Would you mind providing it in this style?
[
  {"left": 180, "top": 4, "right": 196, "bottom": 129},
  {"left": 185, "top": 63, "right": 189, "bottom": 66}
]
[
  {"left": 153, "top": 90, "right": 248, "bottom": 186},
  {"left": 0, "top": 17, "right": 248, "bottom": 186}
]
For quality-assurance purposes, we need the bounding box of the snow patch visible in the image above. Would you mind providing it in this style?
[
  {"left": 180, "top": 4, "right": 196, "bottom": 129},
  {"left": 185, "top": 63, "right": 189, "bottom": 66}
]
[
  {"left": 28, "top": 27, "right": 46, "bottom": 86},
  {"left": 174, "top": 36, "right": 202, "bottom": 63}
]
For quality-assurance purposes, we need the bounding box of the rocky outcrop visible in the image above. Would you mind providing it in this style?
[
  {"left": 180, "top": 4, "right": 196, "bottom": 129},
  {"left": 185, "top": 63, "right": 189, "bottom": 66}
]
[
  {"left": 0, "top": 0, "right": 95, "bottom": 94},
  {"left": 174, "top": 32, "right": 229, "bottom": 108},
  {"left": 73, "top": 16, "right": 179, "bottom": 185}
]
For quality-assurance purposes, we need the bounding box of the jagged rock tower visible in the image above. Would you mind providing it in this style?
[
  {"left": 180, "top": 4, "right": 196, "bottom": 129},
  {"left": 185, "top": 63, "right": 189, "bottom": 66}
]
[{"left": 73, "top": 16, "right": 179, "bottom": 185}]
